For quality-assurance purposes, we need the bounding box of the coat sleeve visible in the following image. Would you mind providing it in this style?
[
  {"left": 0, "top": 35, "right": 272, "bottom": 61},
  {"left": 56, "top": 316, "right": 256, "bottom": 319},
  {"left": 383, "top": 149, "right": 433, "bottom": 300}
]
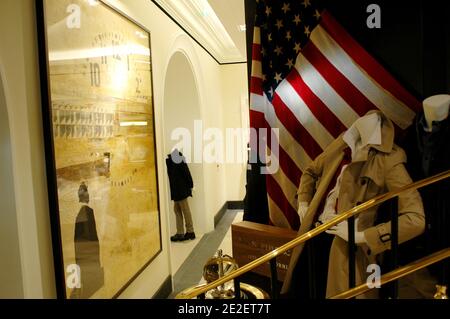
[
  {"left": 363, "top": 148, "right": 425, "bottom": 256},
  {"left": 297, "top": 151, "right": 325, "bottom": 204}
]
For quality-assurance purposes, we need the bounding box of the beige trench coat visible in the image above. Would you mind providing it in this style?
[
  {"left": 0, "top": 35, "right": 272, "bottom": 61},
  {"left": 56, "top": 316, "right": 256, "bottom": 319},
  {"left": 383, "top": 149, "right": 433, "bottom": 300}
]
[{"left": 281, "top": 111, "right": 425, "bottom": 298}]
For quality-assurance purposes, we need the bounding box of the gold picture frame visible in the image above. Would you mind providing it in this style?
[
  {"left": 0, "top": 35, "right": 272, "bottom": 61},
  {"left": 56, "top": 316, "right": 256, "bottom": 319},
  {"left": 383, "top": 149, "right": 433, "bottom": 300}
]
[{"left": 36, "top": 0, "right": 162, "bottom": 298}]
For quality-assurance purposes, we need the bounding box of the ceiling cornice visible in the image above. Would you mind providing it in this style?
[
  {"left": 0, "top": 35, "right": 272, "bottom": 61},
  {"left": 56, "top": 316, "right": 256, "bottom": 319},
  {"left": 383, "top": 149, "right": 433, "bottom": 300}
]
[{"left": 153, "top": 0, "right": 246, "bottom": 64}]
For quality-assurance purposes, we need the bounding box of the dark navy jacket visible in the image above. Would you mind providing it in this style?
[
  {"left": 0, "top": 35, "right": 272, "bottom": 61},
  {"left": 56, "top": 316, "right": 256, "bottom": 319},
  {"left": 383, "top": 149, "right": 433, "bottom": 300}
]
[
  {"left": 400, "top": 113, "right": 450, "bottom": 285},
  {"left": 166, "top": 152, "right": 193, "bottom": 202}
]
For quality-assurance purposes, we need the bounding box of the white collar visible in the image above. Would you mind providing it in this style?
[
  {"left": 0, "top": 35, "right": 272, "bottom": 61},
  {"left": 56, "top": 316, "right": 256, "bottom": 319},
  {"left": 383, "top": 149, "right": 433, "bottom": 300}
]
[{"left": 343, "top": 113, "right": 382, "bottom": 160}]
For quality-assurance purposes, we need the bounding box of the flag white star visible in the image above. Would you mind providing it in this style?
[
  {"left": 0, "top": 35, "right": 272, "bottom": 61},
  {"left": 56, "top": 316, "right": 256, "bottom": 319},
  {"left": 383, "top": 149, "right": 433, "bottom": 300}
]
[
  {"left": 285, "top": 31, "right": 292, "bottom": 41},
  {"left": 286, "top": 58, "right": 294, "bottom": 68},
  {"left": 304, "top": 25, "right": 311, "bottom": 36},
  {"left": 262, "top": 74, "right": 267, "bottom": 81},
  {"left": 293, "top": 14, "right": 301, "bottom": 25},
  {"left": 274, "top": 73, "right": 282, "bottom": 83},
  {"left": 281, "top": 3, "right": 290, "bottom": 14},
  {"left": 261, "top": 47, "right": 266, "bottom": 57},
  {"left": 265, "top": 6, "right": 272, "bottom": 17},
  {"left": 267, "top": 33, "right": 273, "bottom": 42},
  {"left": 275, "top": 19, "right": 284, "bottom": 30},
  {"left": 268, "top": 87, "right": 274, "bottom": 97},
  {"left": 314, "top": 9, "right": 321, "bottom": 20},
  {"left": 293, "top": 42, "right": 301, "bottom": 53},
  {"left": 302, "top": 0, "right": 311, "bottom": 8},
  {"left": 274, "top": 46, "right": 283, "bottom": 56}
]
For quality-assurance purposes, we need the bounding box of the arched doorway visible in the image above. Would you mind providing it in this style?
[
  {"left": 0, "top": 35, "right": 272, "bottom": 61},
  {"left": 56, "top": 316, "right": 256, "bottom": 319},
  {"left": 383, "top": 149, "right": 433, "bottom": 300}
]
[
  {"left": 0, "top": 68, "right": 23, "bottom": 298},
  {"left": 163, "top": 51, "right": 206, "bottom": 272}
]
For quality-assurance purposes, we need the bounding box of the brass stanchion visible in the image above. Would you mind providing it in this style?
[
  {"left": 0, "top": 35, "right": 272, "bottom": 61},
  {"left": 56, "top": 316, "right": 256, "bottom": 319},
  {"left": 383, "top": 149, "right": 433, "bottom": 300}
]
[{"left": 434, "top": 285, "right": 448, "bottom": 299}]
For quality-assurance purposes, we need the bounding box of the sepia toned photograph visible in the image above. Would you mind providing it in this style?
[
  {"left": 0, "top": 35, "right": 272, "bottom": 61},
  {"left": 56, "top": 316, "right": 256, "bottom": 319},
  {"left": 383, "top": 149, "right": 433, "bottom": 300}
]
[{"left": 38, "top": 0, "right": 161, "bottom": 298}]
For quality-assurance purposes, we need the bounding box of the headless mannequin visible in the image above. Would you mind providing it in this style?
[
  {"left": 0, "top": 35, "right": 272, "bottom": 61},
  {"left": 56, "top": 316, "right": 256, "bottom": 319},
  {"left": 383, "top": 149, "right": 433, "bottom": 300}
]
[
  {"left": 409, "top": 94, "right": 449, "bottom": 296},
  {"left": 298, "top": 113, "right": 383, "bottom": 244},
  {"left": 396, "top": 94, "right": 450, "bottom": 298},
  {"left": 422, "top": 95, "right": 450, "bottom": 131},
  {"left": 285, "top": 110, "right": 425, "bottom": 299},
  {"left": 422, "top": 95, "right": 450, "bottom": 293},
  {"left": 166, "top": 149, "right": 196, "bottom": 241}
]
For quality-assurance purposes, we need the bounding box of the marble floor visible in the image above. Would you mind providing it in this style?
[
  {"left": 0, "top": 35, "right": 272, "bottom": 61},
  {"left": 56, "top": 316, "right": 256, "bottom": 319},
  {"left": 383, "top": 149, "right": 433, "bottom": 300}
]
[
  {"left": 215, "top": 211, "right": 243, "bottom": 257},
  {"left": 170, "top": 233, "right": 203, "bottom": 275},
  {"left": 169, "top": 210, "right": 244, "bottom": 298}
]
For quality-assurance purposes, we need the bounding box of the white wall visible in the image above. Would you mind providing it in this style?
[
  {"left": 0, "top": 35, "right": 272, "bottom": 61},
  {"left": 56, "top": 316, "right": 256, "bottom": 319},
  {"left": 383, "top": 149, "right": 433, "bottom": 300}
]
[
  {"left": 221, "top": 64, "right": 249, "bottom": 201},
  {"left": 0, "top": 62, "right": 24, "bottom": 298},
  {"left": 0, "top": 0, "right": 248, "bottom": 298},
  {"left": 0, "top": 0, "right": 56, "bottom": 298}
]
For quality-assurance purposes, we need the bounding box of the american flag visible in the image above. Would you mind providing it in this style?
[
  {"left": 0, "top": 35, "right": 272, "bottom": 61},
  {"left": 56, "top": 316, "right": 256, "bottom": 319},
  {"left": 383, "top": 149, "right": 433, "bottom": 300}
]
[{"left": 249, "top": 0, "right": 422, "bottom": 230}]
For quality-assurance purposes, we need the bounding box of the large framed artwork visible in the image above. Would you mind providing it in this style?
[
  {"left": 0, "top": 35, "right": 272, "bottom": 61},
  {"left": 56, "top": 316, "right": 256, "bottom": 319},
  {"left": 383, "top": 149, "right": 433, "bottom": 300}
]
[{"left": 36, "top": 0, "right": 162, "bottom": 298}]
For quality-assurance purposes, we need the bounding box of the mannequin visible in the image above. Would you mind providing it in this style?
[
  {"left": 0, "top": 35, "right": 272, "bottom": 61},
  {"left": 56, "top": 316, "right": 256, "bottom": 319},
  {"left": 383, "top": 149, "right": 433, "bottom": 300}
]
[
  {"left": 283, "top": 110, "right": 425, "bottom": 299},
  {"left": 166, "top": 149, "right": 196, "bottom": 242},
  {"left": 399, "top": 94, "right": 450, "bottom": 298}
]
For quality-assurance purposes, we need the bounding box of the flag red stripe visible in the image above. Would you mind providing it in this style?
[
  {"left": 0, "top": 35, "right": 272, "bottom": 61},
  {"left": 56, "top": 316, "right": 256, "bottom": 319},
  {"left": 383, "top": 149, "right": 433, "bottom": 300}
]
[
  {"left": 264, "top": 127, "right": 300, "bottom": 187},
  {"left": 278, "top": 146, "right": 302, "bottom": 187},
  {"left": 264, "top": 117, "right": 303, "bottom": 200},
  {"left": 250, "top": 109, "right": 266, "bottom": 130},
  {"left": 267, "top": 132, "right": 302, "bottom": 187},
  {"left": 252, "top": 43, "right": 262, "bottom": 61},
  {"left": 250, "top": 76, "right": 264, "bottom": 96},
  {"left": 263, "top": 121, "right": 300, "bottom": 229},
  {"left": 250, "top": 110, "right": 270, "bottom": 163},
  {"left": 266, "top": 174, "right": 300, "bottom": 230},
  {"left": 320, "top": 11, "right": 421, "bottom": 112},
  {"left": 286, "top": 68, "right": 347, "bottom": 138},
  {"left": 302, "top": 42, "right": 377, "bottom": 117},
  {"left": 303, "top": 42, "right": 403, "bottom": 133},
  {"left": 272, "top": 93, "right": 323, "bottom": 159}
]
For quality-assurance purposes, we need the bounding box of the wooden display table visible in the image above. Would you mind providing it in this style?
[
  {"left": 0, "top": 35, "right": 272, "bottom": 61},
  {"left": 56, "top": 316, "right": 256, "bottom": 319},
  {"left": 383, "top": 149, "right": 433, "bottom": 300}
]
[{"left": 232, "top": 221, "right": 298, "bottom": 281}]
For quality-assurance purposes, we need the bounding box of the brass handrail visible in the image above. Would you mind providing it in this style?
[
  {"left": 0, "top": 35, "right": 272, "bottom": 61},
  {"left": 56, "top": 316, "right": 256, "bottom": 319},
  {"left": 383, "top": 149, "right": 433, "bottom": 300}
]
[
  {"left": 331, "top": 248, "right": 450, "bottom": 299},
  {"left": 176, "top": 169, "right": 450, "bottom": 299}
]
